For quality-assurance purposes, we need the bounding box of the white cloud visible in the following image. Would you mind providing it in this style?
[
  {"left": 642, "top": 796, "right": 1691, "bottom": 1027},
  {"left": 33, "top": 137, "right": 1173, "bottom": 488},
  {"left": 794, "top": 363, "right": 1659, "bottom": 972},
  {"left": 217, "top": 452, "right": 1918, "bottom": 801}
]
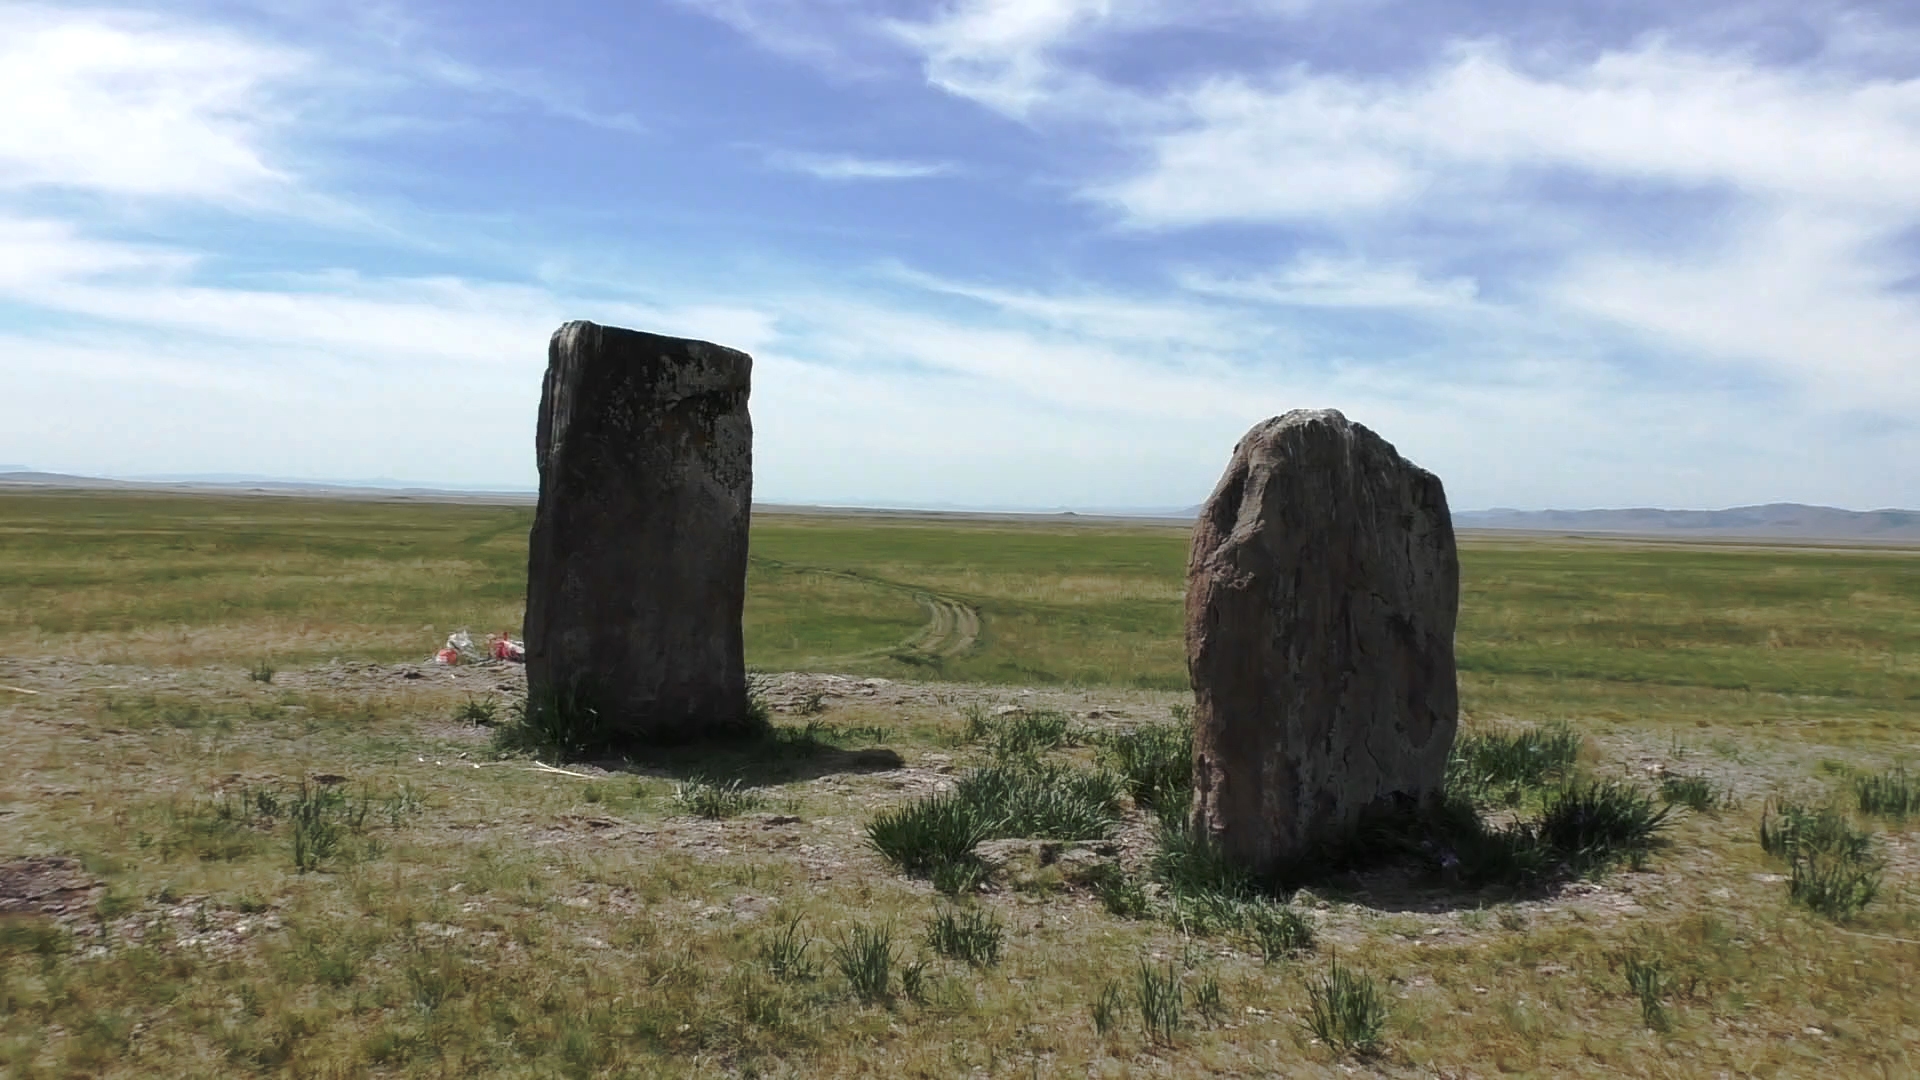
[
  {"left": 768, "top": 152, "right": 955, "bottom": 180},
  {"left": 882, "top": 0, "right": 1347, "bottom": 119},
  {"left": 1097, "top": 41, "right": 1920, "bottom": 227},
  {"left": 0, "top": 5, "right": 303, "bottom": 202},
  {"left": 886, "top": 0, "right": 1131, "bottom": 118}
]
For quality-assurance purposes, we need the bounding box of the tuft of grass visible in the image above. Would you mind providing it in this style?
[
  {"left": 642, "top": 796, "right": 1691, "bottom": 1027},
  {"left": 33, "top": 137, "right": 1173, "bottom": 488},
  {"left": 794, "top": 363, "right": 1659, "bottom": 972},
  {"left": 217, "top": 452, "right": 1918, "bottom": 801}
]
[
  {"left": 899, "top": 956, "right": 929, "bottom": 1005},
  {"left": 1096, "top": 722, "right": 1192, "bottom": 825},
  {"left": 1759, "top": 799, "right": 1874, "bottom": 862},
  {"left": 1854, "top": 767, "right": 1920, "bottom": 820},
  {"left": 1448, "top": 721, "right": 1580, "bottom": 801},
  {"left": 1451, "top": 816, "right": 1559, "bottom": 887},
  {"left": 744, "top": 686, "right": 773, "bottom": 738},
  {"left": 1788, "top": 847, "right": 1882, "bottom": 921},
  {"left": 979, "top": 708, "right": 1074, "bottom": 758},
  {"left": 1150, "top": 819, "right": 1255, "bottom": 900},
  {"left": 673, "top": 775, "right": 765, "bottom": 820},
  {"left": 1624, "top": 953, "right": 1672, "bottom": 1032},
  {"left": 247, "top": 660, "right": 275, "bottom": 683},
  {"left": 929, "top": 858, "right": 991, "bottom": 897},
  {"left": 1757, "top": 797, "right": 1883, "bottom": 921},
  {"left": 1193, "top": 973, "right": 1226, "bottom": 1025},
  {"left": 758, "top": 916, "right": 817, "bottom": 983},
  {"left": 1304, "top": 957, "right": 1388, "bottom": 1056},
  {"left": 1088, "top": 864, "right": 1152, "bottom": 919},
  {"left": 867, "top": 796, "right": 991, "bottom": 881},
  {"left": 1135, "top": 959, "right": 1184, "bottom": 1046},
  {"left": 960, "top": 702, "right": 995, "bottom": 742},
  {"left": 1091, "top": 980, "right": 1126, "bottom": 1036},
  {"left": 1535, "top": 781, "right": 1673, "bottom": 875},
  {"left": 1659, "top": 772, "right": 1732, "bottom": 812},
  {"left": 952, "top": 762, "right": 1122, "bottom": 840},
  {"left": 454, "top": 696, "right": 499, "bottom": 726},
  {"left": 288, "top": 783, "right": 368, "bottom": 874},
  {"left": 772, "top": 719, "right": 833, "bottom": 758},
  {"left": 491, "top": 683, "right": 603, "bottom": 762},
  {"left": 867, "top": 759, "right": 1122, "bottom": 889},
  {"left": 1242, "top": 901, "right": 1315, "bottom": 961},
  {"left": 925, "top": 906, "right": 1003, "bottom": 967},
  {"left": 831, "top": 924, "right": 899, "bottom": 1004}
]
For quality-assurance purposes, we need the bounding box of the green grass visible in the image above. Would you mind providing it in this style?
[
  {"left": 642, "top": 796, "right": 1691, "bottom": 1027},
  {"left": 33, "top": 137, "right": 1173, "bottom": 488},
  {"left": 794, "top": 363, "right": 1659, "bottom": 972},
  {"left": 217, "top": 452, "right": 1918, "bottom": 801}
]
[
  {"left": 757, "top": 916, "right": 818, "bottom": 983},
  {"left": 1090, "top": 980, "right": 1127, "bottom": 1036},
  {"left": 924, "top": 906, "right": 1004, "bottom": 967},
  {"left": 1659, "top": 771, "right": 1733, "bottom": 812},
  {"left": 1150, "top": 819, "right": 1256, "bottom": 900},
  {"left": 1854, "top": 766, "right": 1920, "bottom": 819},
  {"left": 865, "top": 795, "right": 993, "bottom": 882},
  {"left": 10, "top": 492, "right": 1914, "bottom": 702},
  {"left": 3, "top": 491, "right": 1920, "bottom": 1077},
  {"left": 829, "top": 924, "right": 900, "bottom": 1004},
  {"left": 977, "top": 708, "right": 1075, "bottom": 757},
  {"left": 1758, "top": 799, "right": 1875, "bottom": 863},
  {"left": 1623, "top": 952, "right": 1675, "bottom": 1032},
  {"left": 1757, "top": 797, "right": 1886, "bottom": 921},
  {"left": 1448, "top": 721, "right": 1581, "bottom": 803},
  {"left": 673, "top": 776, "right": 767, "bottom": 820},
  {"left": 1304, "top": 957, "right": 1388, "bottom": 1056},
  {"left": 865, "top": 758, "right": 1124, "bottom": 889},
  {"left": 1095, "top": 719, "right": 1193, "bottom": 824},
  {"left": 1535, "top": 781, "right": 1674, "bottom": 875},
  {"left": 1135, "top": 959, "right": 1184, "bottom": 1046},
  {"left": 1788, "top": 847, "right": 1883, "bottom": 921}
]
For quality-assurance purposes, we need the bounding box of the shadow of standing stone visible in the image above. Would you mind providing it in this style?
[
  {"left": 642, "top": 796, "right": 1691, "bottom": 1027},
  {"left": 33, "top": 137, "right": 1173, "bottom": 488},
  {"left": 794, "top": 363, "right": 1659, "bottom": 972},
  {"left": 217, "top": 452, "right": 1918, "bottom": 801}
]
[
  {"left": 1187, "top": 409, "right": 1459, "bottom": 879},
  {"left": 524, "top": 321, "right": 755, "bottom": 748}
]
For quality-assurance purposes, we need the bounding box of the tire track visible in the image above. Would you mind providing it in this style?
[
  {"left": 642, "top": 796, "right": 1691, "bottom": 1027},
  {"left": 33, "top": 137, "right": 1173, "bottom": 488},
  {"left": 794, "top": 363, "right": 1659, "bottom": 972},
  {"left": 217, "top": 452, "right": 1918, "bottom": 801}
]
[{"left": 751, "top": 558, "right": 981, "bottom": 665}]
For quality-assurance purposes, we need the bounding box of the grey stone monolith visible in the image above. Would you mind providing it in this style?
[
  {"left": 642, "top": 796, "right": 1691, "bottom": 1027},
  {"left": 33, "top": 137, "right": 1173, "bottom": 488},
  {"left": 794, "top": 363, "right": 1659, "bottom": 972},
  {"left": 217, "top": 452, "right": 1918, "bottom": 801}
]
[
  {"left": 524, "top": 320, "right": 754, "bottom": 747},
  {"left": 1186, "top": 409, "right": 1459, "bottom": 877}
]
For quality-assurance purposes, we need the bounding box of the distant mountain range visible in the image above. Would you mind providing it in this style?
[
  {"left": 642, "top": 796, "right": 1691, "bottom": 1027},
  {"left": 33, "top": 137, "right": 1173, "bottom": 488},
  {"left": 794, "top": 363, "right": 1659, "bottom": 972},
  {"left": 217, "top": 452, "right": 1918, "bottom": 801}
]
[
  {"left": 1453, "top": 504, "right": 1920, "bottom": 542},
  {"left": 2, "top": 472, "right": 1914, "bottom": 542}
]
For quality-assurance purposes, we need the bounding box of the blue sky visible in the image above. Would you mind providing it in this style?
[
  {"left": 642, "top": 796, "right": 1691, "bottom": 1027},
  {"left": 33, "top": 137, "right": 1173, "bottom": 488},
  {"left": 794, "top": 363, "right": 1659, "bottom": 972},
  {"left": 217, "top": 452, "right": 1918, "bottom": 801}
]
[{"left": 4, "top": 0, "right": 1918, "bottom": 510}]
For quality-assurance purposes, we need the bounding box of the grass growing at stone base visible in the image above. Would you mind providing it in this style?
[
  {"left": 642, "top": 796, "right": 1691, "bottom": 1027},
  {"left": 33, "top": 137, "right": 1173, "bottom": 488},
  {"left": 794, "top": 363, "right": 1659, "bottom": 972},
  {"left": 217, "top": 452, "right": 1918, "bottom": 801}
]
[{"left": 2, "top": 490, "right": 1919, "bottom": 1077}]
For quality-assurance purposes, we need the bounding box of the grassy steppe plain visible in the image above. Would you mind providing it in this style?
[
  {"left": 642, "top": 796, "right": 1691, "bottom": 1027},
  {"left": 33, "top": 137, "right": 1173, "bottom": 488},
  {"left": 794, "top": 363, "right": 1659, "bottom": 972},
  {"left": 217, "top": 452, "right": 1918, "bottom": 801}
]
[{"left": 0, "top": 490, "right": 1917, "bottom": 1078}]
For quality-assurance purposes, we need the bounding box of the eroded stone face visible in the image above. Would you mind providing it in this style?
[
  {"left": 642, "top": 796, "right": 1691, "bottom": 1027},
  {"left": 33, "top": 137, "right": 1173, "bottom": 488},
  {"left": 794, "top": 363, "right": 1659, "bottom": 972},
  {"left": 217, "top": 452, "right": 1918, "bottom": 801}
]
[
  {"left": 1186, "top": 408, "right": 1459, "bottom": 877},
  {"left": 524, "top": 321, "right": 754, "bottom": 747}
]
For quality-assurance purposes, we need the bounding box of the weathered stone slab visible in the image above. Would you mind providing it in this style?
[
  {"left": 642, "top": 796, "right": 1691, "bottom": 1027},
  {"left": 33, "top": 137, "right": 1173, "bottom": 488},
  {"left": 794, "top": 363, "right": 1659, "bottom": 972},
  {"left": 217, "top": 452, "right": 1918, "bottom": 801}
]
[
  {"left": 1186, "top": 409, "right": 1458, "bottom": 877},
  {"left": 524, "top": 320, "right": 754, "bottom": 747}
]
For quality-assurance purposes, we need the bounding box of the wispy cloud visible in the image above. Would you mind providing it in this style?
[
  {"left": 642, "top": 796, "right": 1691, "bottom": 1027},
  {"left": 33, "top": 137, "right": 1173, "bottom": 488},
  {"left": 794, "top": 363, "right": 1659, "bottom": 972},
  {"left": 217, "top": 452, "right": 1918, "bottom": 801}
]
[
  {"left": 768, "top": 151, "right": 955, "bottom": 180},
  {"left": 1547, "top": 207, "right": 1920, "bottom": 412},
  {"left": 882, "top": 263, "right": 1267, "bottom": 346},
  {"left": 1178, "top": 255, "right": 1479, "bottom": 310}
]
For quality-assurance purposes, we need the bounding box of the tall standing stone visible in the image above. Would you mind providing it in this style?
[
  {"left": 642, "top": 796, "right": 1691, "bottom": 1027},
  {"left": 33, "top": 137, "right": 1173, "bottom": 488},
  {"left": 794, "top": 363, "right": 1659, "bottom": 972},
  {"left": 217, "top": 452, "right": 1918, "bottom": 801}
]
[
  {"left": 524, "top": 320, "right": 754, "bottom": 747},
  {"left": 1186, "top": 409, "right": 1458, "bottom": 878}
]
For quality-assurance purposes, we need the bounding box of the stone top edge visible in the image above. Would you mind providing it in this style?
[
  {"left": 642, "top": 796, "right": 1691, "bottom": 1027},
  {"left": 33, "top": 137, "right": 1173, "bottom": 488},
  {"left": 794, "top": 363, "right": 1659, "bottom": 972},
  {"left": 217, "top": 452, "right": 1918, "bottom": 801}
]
[
  {"left": 1240, "top": 409, "right": 1445, "bottom": 486},
  {"left": 550, "top": 320, "right": 756, "bottom": 365}
]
